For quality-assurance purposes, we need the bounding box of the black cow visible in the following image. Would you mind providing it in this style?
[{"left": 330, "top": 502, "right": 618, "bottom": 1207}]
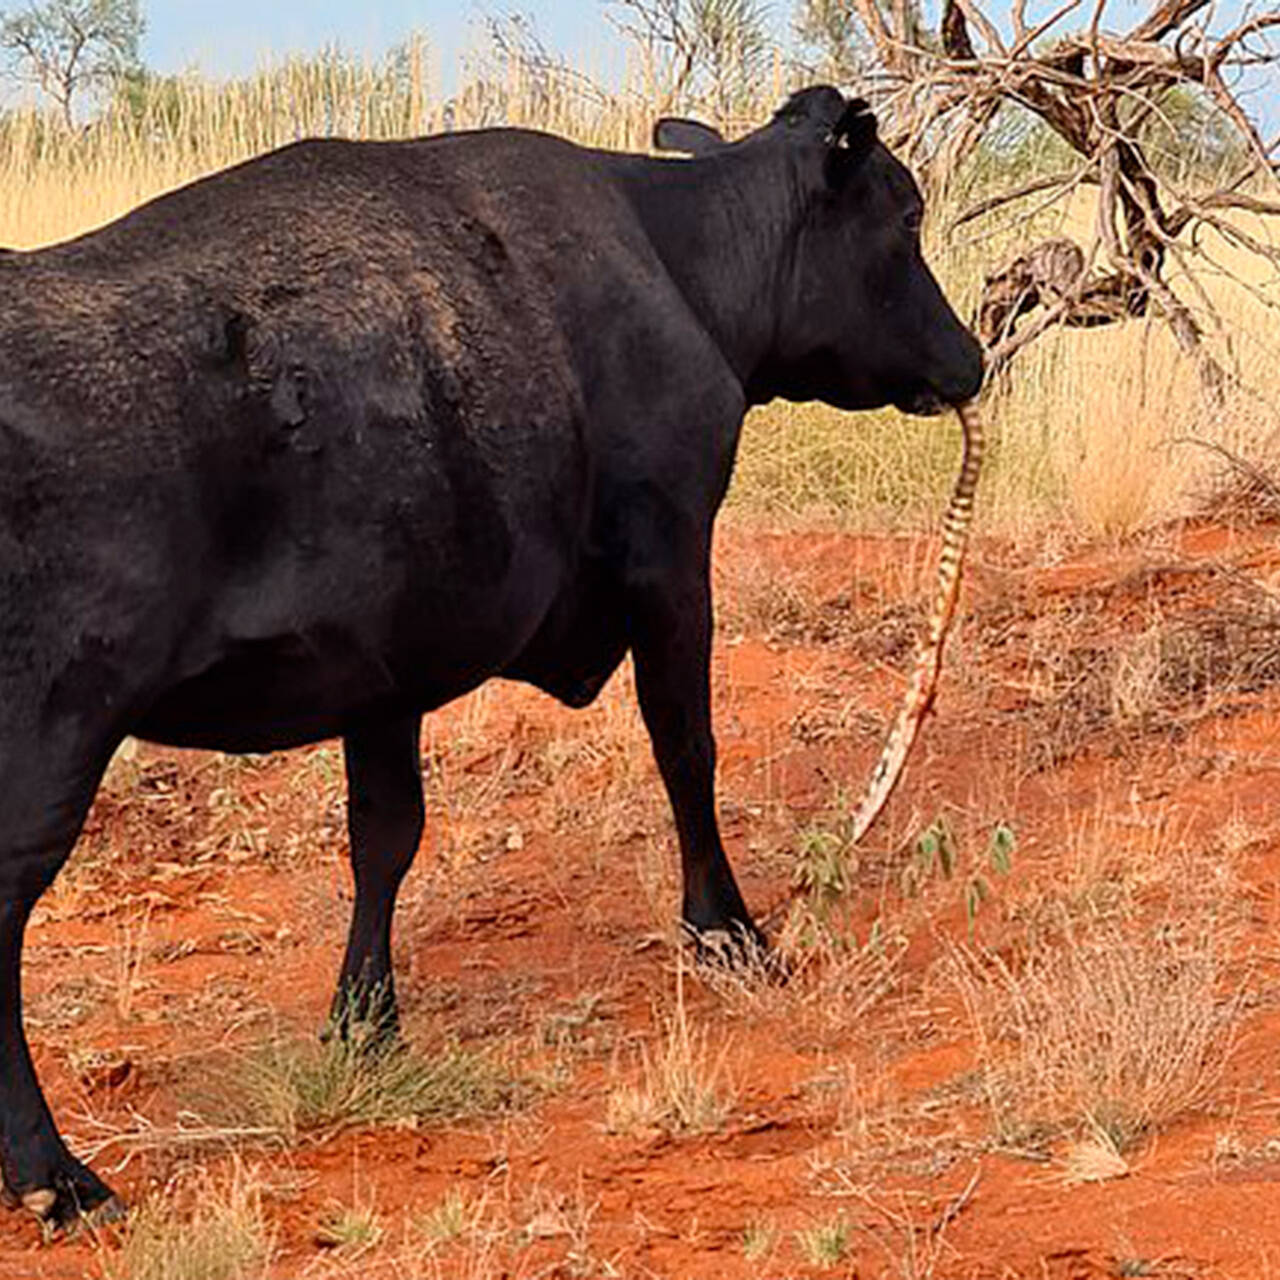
[{"left": 0, "top": 86, "right": 981, "bottom": 1225}]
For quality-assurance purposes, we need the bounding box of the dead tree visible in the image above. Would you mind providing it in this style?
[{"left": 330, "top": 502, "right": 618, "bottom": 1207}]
[
  {"left": 605, "top": 0, "right": 773, "bottom": 127},
  {"left": 844, "top": 0, "right": 1280, "bottom": 394}
]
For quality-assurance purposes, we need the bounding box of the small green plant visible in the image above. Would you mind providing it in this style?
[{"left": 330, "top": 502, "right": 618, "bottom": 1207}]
[
  {"left": 742, "top": 1218, "right": 778, "bottom": 1261},
  {"left": 905, "top": 817, "right": 958, "bottom": 892},
  {"left": 796, "top": 1214, "right": 852, "bottom": 1268},
  {"left": 903, "top": 818, "right": 1015, "bottom": 934},
  {"left": 791, "top": 822, "right": 864, "bottom": 946},
  {"left": 965, "top": 822, "right": 1016, "bottom": 934},
  {"left": 315, "top": 1202, "right": 383, "bottom": 1256},
  {"left": 793, "top": 826, "right": 851, "bottom": 905}
]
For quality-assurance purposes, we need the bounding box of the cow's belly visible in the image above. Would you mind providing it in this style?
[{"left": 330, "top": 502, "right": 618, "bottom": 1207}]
[
  {"left": 135, "top": 649, "right": 395, "bottom": 751},
  {"left": 135, "top": 552, "right": 568, "bottom": 752},
  {"left": 135, "top": 622, "right": 532, "bottom": 753}
]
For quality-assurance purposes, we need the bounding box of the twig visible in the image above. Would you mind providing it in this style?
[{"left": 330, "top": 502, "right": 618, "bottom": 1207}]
[
  {"left": 1171, "top": 436, "right": 1280, "bottom": 514},
  {"left": 931, "top": 1167, "right": 981, "bottom": 1236},
  {"left": 949, "top": 167, "right": 1095, "bottom": 230}
]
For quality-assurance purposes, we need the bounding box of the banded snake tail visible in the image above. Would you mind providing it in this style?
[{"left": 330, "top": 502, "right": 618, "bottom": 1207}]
[{"left": 848, "top": 399, "right": 984, "bottom": 844}]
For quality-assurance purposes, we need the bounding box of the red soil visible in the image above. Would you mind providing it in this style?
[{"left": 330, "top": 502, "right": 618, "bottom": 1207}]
[{"left": 5, "top": 519, "right": 1280, "bottom": 1279}]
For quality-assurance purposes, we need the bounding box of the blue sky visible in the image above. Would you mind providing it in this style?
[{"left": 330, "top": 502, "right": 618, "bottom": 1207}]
[
  {"left": 142, "top": 2, "right": 629, "bottom": 85},
  {"left": 138, "top": 1, "right": 1275, "bottom": 136}
]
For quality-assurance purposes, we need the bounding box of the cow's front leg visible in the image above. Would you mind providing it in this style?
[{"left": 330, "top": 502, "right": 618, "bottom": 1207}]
[
  {"left": 627, "top": 545, "right": 764, "bottom": 952},
  {"left": 1, "top": 738, "right": 121, "bottom": 1228},
  {"left": 328, "top": 711, "right": 424, "bottom": 1045}
]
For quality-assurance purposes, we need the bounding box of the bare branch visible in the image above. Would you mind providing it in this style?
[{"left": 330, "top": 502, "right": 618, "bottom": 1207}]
[
  {"left": 1010, "top": 0, "right": 1086, "bottom": 58},
  {"left": 951, "top": 0, "right": 1006, "bottom": 58},
  {"left": 949, "top": 168, "right": 1096, "bottom": 230},
  {"left": 1129, "top": 0, "right": 1211, "bottom": 44}
]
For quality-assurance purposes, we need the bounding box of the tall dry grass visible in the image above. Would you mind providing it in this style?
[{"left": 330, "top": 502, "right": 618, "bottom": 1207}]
[
  {"left": 0, "top": 40, "right": 652, "bottom": 249},
  {"left": 2, "top": 38, "right": 1277, "bottom": 537}
]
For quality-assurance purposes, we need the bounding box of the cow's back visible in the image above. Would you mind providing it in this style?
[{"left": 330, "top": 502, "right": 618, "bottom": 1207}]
[
  {"left": 1, "top": 133, "right": 628, "bottom": 441},
  {"left": 0, "top": 132, "right": 658, "bottom": 745}
]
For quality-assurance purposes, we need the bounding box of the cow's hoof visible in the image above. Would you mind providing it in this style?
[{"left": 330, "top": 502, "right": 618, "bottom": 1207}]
[
  {"left": 66, "top": 1194, "right": 129, "bottom": 1237},
  {"left": 37, "top": 1190, "right": 126, "bottom": 1236},
  {"left": 21, "top": 1189, "right": 57, "bottom": 1219},
  {"left": 10, "top": 1162, "right": 120, "bottom": 1232},
  {"left": 685, "top": 919, "right": 772, "bottom": 970}
]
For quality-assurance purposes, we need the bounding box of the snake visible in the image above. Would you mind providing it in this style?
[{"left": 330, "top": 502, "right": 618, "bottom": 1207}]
[{"left": 848, "top": 399, "right": 984, "bottom": 843}]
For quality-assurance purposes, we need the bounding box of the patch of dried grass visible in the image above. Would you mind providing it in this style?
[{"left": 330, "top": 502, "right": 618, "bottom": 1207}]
[
  {"left": 1054, "top": 1125, "right": 1131, "bottom": 1184},
  {"left": 698, "top": 910, "right": 904, "bottom": 1047},
  {"left": 605, "top": 962, "right": 736, "bottom": 1135},
  {"left": 950, "top": 912, "right": 1247, "bottom": 1151},
  {"left": 100, "top": 1158, "right": 274, "bottom": 1280},
  {"left": 1183, "top": 415, "right": 1280, "bottom": 526},
  {"left": 1013, "top": 571, "right": 1280, "bottom": 769}
]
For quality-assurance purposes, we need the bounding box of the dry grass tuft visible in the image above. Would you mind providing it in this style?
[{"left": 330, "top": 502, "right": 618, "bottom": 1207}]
[
  {"left": 101, "top": 1159, "right": 273, "bottom": 1280},
  {"left": 605, "top": 964, "right": 736, "bottom": 1135},
  {"left": 412, "top": 1187, "right": 491, "bottom": 1252},
  {"left": 794, "top": 1213, "right": 852, "bottom": 1268},
  {"left": 314, "top": 1200, "right": 385, "bottom": 1258},
  {"left": 950, "top": 913, "right": 1246, "bottom": 1151},
  {"left": 192, "top": 1030, "right": 516, "bottom": 1142},
  {"left": 698, "top": 911, "right": 903, "bottom": 1046},
  {"left": 1009, "top": 571, "right": 1280, "bottom": 768},
  {"left": 1055, "top": 1126, "right": 1131, "bottom": 1184},
  {"left": 1185, "top": 432, "right": 1280, "bottom": 524},
  {"left": 509, "top": 1180, "right": 614, "bottom": 1274},
  {"left": 741, "top": 1217, "right": 780, "bottom": 1262}
]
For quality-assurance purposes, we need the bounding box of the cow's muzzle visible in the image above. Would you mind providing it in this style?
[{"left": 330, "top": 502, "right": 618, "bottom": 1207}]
[{"left": 896, "top": 388, "right": 945, "bottom": 416}]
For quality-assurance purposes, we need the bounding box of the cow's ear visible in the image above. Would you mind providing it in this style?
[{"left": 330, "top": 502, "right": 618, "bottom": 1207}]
[
  {"left": 652, "top": 117, "right": 725, "bottom": 156},
  {"left": 824, "top": 99, "right": 878, "bottom": 187}
]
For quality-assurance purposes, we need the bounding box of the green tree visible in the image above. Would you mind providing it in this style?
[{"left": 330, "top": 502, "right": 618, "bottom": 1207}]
[{"left": 0, "top": 0, "right": 144, "bottom": 126}]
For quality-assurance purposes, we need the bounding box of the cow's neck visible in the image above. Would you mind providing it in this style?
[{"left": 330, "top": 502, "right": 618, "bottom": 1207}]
[{"left": 616, "top": 148, "right": 801, "bottom": 393}]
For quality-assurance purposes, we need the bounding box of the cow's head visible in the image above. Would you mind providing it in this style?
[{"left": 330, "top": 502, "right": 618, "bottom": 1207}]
[{"left": 654, "top": 87, "right": 983, "bottom": 414}]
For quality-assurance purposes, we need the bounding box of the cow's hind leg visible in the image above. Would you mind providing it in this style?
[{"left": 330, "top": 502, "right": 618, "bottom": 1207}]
[
  {"left": 1, "top": 749, "right": 119, "bottom": 1227},
  {"left": 328, "top": 712, "right": 424, "bottom": 1045},
  {"left": 627, "top": 537, "right": 765, "bottom": 955}
]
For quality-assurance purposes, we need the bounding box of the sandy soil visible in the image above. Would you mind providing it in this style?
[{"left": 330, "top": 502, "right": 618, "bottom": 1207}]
[{"left": 5, "top": 519, "right": 1280, "bottom": 1279}]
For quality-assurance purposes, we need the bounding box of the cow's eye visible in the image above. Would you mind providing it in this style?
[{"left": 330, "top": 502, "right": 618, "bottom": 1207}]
[{"left": 905, "top": 208, "right": 924, "bottom": 235}]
